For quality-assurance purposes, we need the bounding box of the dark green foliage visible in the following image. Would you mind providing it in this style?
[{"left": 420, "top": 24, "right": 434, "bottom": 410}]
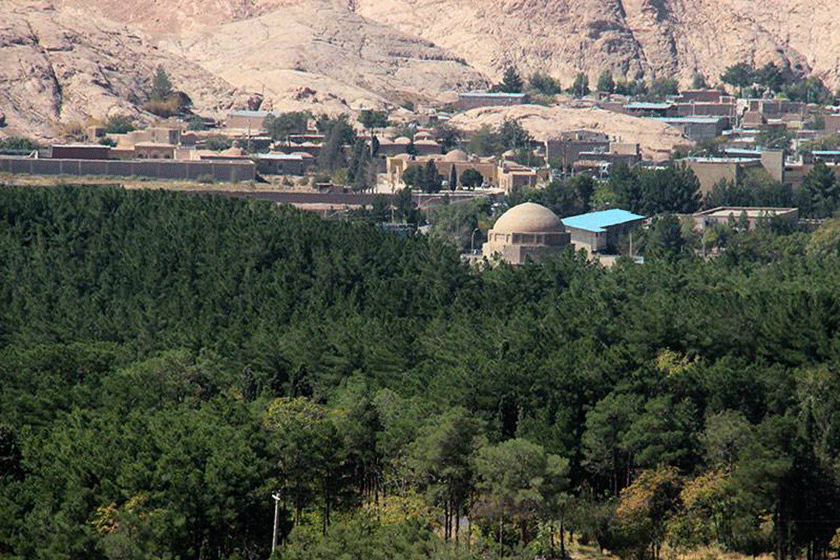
[
  {"left": 528, "top": 73, "right": 561, "bottom": 95},
  {"left": 317, "top": 115, "right": 356, "bottom": 173},
  {"left": 204, "top": 135, "right": 233, "bottom": 151},
  {"left": 649, "top": 77, "right": 679, "bottom": 100},
  {"left": 0, "top": 136, "right": 41, "bottom": 153},
  {"left": 499, "top": 118, "right": 531, "bottom": 151},
  {"left": 691, "top": 73, "right": 708, "bottom": 89},
  {"left": 459, "top": 168, "right": 483, "bottom": 190},
  {"left": 422, "top": 160, "right": 442, "bottom": 193},
  {"left": 721, "top": 62, "right": 755, "bottom": 90},
  {"left": 803, "top": 161, "right": 840, "bottom": 218},
  {"left": 265, "top": 112, "right": 310, "bottom": 141},
  {"left": 433, "top": 122, "right": 462, "bottom": 153},
  {"left": 597, "top": 70, "right": 615, "bottom": 94},
  {"left": 499, "top": 66, "right": 523, "bottom": 94},
  {"left": 3, "top": 186, "right": 840, "bottom": 559},
  {"left": 603, "top": 162, "right": 701, "bottom": 215},
  {"left": 102, "top": 115, "right": 135, "bottom": 134},
  {"left": 150, "top": 65, "right": 173, "bottom": 102},
  {"left": 467, "top": 125, "right": 502, "bottom": 157},
  {"left": 569, "top": 73, "right": 590, "bottom": 98},
  {"left": 359, "top": 110, "right": 389, "bottom": 130}
]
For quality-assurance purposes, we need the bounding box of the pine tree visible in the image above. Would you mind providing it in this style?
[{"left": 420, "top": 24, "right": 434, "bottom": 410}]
[{"left": 151, "top": 66, "right": 173, "bottom": 102}]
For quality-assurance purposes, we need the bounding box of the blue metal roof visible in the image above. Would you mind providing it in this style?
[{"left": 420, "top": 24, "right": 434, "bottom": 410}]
[{"left": 562, "top": 209, "right": 645, "bottom": 233}]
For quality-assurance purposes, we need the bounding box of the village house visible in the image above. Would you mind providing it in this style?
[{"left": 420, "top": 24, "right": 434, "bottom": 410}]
[
  {"left": 456, "top": 92, "right": 527, "bottom": 111},
  {"left": 225, "top": 110, "right": 271, "bottom": 131},
  {"left": 562, "top": 209, "right": 646, "bottom": 255},
  {"left": 50, "top": 144, "right": 112, "bottom": 160},
  {"left": 692, "top": 207, "right": 799, "bottom": 231}
]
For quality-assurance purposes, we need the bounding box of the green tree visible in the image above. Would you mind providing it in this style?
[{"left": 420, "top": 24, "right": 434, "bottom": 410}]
[
  {"left": 448, "top": 165, "right": 458, "bottom": 192},
  {"left": 410, "top": 407, "right": 485, "bottom": 542},
  {"left": 422, "top": 159, "right": 442, "bottom": 193},
  {"left": 803, "top": 161, "right": 839, "bottom": 217},
  {"left": 597, "top": 70, "right": 615, "bottom": 94},
  {"left": 500, "top": 66, "right": 523, "bottom": 93},
  {"left": 528, "top": 73, "right": 561, "bottom": 95},
  {"left": 402, "top": 165, "right": 422, "bottom": 188},
  {"left": 499, "top": 119, "right": 531, "bottom": 151},
  {"left": 434, "top": 122, "right": 462, "bottom": 152},
  {"left": 570, "top": 73, "right": 590, "bottom": 98},
  {"left": 359, "top": 109, "right": 389, "bottom": 130},
  {"left": 265, "top": 112, "right": 310, "bottom": 142},
  {"left": 721, "top": 62, "right": 755, "bottom": 95},
  {"left": 460, "top": 168, "right": 483, "bottom": 190},
  {"left": 649, "top": 78, "right": 679, "bottom": 100},
  {"left": 150, "top": 65, "right": 173, "bottom": 102},
  {"left": 614, "top": 467, "right": 682, "bottom": 560},
  {"left": 646, "top": 214, "right": 686, "bottom": 261},
  {"left": 691, "top": 73, "right": 708, "bottom": 89},
  {"left": 474, "top": 438, "right": 569, "bottom": 550},
  {"left": 467, "top": 125, "right": 502, "bottom": 157}
]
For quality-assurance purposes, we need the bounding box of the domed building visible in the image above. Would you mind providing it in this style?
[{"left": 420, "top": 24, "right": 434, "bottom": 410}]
[{"left": 482, "top": 202, "right": 571, "bottom": 264}]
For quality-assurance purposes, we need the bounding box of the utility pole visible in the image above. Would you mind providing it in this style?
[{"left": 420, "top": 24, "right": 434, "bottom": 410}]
[{"left": 272, "top": 492, "right": 282, "bottom": 554}]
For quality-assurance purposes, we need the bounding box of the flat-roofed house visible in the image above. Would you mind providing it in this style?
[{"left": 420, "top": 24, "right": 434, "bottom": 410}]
[
  {"left": 134, "top": 143, "right": 176, "bottom": 159},
  {"left": 50, "top": 144, "right": 111, "bottom": 160},
  {"left": 226, "top": 110, "right": 270, "bottom": 131},
  {"left": 562, "top": 209, "right": 646, "bottom": 254},
  {"left": 254, "top": 153, "right": 314, "bottom": 175},
  {"left": 457, "top": 92, "right": 527, "bottom": 111},
  {"left": 692, "top": 207, "right": 799, "bottom": 230}
]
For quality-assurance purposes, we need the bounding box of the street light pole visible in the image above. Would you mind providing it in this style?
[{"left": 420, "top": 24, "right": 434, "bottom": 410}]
[{"left": 272, "top": 492, "right": 282, "bottom": 554}]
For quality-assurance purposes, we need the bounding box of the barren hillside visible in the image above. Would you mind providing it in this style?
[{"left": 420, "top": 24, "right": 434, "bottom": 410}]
[
  {"left": 449, "top": 104, "right": 687, "bottom": 161},
  {"left": 0, "top": 1, "right": 235, "bottom": 140},
  {"left": 4, "top": 0, "right": 839, "bottom": 141},
  {"left": 354, "top": 0, "right": 836, "bottom": 87},
  {"left": 164, "top": 0, "right": 488, "bottom": 115}
]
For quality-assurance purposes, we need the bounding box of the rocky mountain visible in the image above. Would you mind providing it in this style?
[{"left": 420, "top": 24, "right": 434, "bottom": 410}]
[
  {"left": 2, "top": 0, "right": 838, "bottom": 140},
  {"left": 354, "top": 0, "right": 838, "bottom": 87},
  {"left": 0, "top": 1, "right": 235, "bottom": 140}
]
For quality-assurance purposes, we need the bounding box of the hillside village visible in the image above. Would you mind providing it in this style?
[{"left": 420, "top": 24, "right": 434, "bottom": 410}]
[{"left": 2, "top": 63, "right": 839, "bottom": 263}]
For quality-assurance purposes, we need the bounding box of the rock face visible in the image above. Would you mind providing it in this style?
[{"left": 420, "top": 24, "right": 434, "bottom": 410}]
[
  {"left": 3, "top": 0, "right": 840, "bottom": 140},
  {"left": 354, "top": 0, "right": 836, "bottom": 87},
  {"left": 164, "top": 0, "right": 489, "bottom": 115},
  {"left": 449, "top": 104, "right": 687, "bottom": 161},
  {"left": 0, "top": 1, "right": 235, "bottom": 140}
]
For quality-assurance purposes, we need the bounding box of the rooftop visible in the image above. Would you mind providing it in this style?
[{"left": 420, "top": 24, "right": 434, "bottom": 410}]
[
  {"left": 656, "top": 117, "right": 723, "bottom": 124},
  {"left": 459, "top": 92, "right": 526, "bottom": 98},
  {"left": 695, "top": 206, "right": 798, "bottom": 219},
  {"left": 624, "top": 102, "right": 673, "bottom": 110},
  {"left": 562, "top": 209, "right": 645, "bottom": 233},
  {"left": 228, "top": 110, "right": 270, "bottom": 117}
]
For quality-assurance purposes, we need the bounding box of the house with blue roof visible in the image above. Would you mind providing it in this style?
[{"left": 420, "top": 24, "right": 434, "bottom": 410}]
[{"left": 561, "top": 209, "right": 645, "bottom": 254}]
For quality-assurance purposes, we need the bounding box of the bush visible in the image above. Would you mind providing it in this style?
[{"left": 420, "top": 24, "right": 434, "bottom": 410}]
[
  {"left": 0, "top": 136, "right": 41, "bottom": 153},
  {"left": 204, "top": 136, "right": 232, "bottom": 151},
  {"left": 197, "top": 174, "right": 215, "bottom": 184},
  {"left": 103, "top": 116, "right": 135, "bottom": 134}
]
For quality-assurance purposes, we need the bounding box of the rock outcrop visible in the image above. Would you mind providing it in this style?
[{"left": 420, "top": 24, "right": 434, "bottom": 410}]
[
  {"left": 449, "top": 104, "right": 688, "bottom": 161},
  {"left": 4, "top": 0, "right": 840, "bottom": 141},
  {"left": 1, "top": 1, "right": 235, "bottom": 141}
]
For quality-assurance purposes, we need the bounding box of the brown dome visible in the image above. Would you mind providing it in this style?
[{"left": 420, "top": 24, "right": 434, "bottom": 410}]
[{"left": 492, "top": 203, "right": 564, "bottom": 234}]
